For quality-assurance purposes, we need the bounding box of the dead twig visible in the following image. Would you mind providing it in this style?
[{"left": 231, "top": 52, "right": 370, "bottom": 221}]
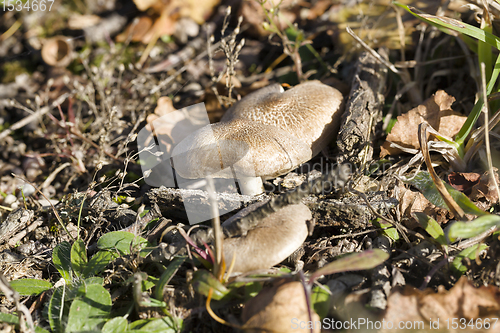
[{"left": 0, "top": 93, "right": 70, "bottom": 141}]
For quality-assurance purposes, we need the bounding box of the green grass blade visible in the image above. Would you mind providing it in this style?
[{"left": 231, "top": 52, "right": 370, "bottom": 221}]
[
  {"left": 155, "top": 256, "right": 186, "bottom": 301},
  {"left": 447, "top": 214, "right": 500, "bottom": 242},
  {"left": 408, "top": 171, "right": 488, "bottom": 216},
  {"left": 310, "top": 249, "right": 389, "bottom": 283},
  {"left": 393, "top": 2, "right": 500, "bottom": 50},
  {"left": 456, "top": 53, "right": 500, "bottom": 145}
]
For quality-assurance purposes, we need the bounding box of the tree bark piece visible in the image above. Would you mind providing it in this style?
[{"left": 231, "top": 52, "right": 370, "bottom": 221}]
[{"left": 336, "top": 50, "right": 388, "bottom": 165}]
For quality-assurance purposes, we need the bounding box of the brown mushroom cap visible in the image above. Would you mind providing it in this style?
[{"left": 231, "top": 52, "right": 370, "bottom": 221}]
[
  {"left": 222, "top": 203, "right": 311, "bottom": 274},
  {"left": 221, "top": 80, "right": 344, "bottom": 156},
  {"left": 171, "top": 119, "right": 312, "bottom": 180}
]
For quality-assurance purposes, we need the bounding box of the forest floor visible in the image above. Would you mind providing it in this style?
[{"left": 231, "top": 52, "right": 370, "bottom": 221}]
[{"left": 1, "top": 0, "right": 500, "bottom": 332}]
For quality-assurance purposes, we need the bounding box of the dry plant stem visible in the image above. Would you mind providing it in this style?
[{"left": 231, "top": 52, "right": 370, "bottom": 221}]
[
  {"left": 260, "top": 0, "right": 304, "bottom": 81},
  {"left": 480, "top": 62, "right": 500, "bottom": 201},
  {"left": 418, "top": 123, "right": 467, "bottom": 220},
  {"left": 0, "top": 93, "right": 70, "bottom": 141},
  {"left": 298, "top": 271, "right": 315, "bottom": 333},
  {"left": 41, "top": 162, "right": 71, "bottom": 190},
  {"left": 346, "top": 26, "right": 421, "bottom": 104},
  {"left": 149, "top": 24, "right": 229, "bottom": 94},
  {"left": 12, "top": 174, "right": 75, "bottom": 242},
  {"left": 206, "top": 177, "right": 224, "bottom": 279},
  {"left": 46, "top": 109, "right": 121, "bottom": 162},
  {"left": 69, "top": 127, "right": 121, "bottom": 162},
  {"left": 0, "top": 273, "right": 35, "bottom": 333},
  {"left": 205, "top": 288, "right": 241, "bottom": 329},
  {"left": 419, "top": 256, "right": 451, "bottom": 290},
  {"left": 453, "top": 226, "right": 496, "bottom": 251},
  {"left": 0, "top": 205, "right": 13, "bottom": 211}
]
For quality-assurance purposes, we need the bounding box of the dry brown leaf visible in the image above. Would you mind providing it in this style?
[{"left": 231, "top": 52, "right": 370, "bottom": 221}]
[
  {"left": 132, "top": 0, "right": 218, "bottom": 23},
  {"left": 118, "top": 0, "right": 218, "bottom": 44},
  {"left": 448, "top": 172, "right": 481, "bottom": 195},
  {"left": 470, "top": 169, "right": 500, "bottom": 207},
  {"left": 145, "top": 96, "right": 183, "bottom": 153},
  {"left": 116, "top": 16, "right": 153, "bottom": 43},
  {"left": 381, "top": 277, "right": 500, "bottom": 332},
  {"left": 399, "top": 182, "right": 451, "bottom": 228},
  {"left": 381, "top": 90, "right": 467, "bottom": 157},
  {"left": 242, "top": 279, "right": 320, "bottom": 333}
]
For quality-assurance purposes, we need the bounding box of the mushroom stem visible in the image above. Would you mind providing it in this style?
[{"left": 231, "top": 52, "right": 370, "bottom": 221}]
[{"left": 237, "top": 176, "right": 264, "bottom": 196}]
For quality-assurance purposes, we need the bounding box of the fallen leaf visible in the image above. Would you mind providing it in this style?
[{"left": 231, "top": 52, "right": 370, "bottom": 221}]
[
  {"left": 242, "top": 279, "right": 320, "bottom": 333},
  {"left": 239, "top": 0, "right": 299, "bottom": 37},
  {"left": 448, "top": 172, "right": 481, "bottom": 195},
  {"left": 118, "top": 0, "right": 219, "bottom": 44},
  {"left": 381, "top": 90, "right": 467, "bottom": 157},
  {"left": 68, "top": 14, "right": 101, "bottom": 30},
  {"left": 381, "top": 277, "right": 500, "bottom": 332},
  {"left": 116, "top": 16, "right": 153, "bottom": 43},
  {"left": 398, "top": 183, "right": 451, "bottom": 229},
  {"left": 145, "top": 96, "right": 183, "bottom": 153},
  {"left": 470, "top": 169, "right": 500, "bottom": 207}
]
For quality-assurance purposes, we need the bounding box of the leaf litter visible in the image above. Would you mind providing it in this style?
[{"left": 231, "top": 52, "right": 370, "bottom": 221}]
[{"left": 1, "top": 0, "right": 500, "bottom": 332}]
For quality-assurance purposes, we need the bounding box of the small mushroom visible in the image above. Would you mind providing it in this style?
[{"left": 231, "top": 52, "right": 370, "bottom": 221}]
[
  {"left": 221, "top": 80, "right": 344, "bottom": 156},
  {"left": 222, "top": 203, "right": 311, "bottom": 274},
  {"left": 242, "top": 279, "right": 320, "bottom": 333},
  {"left": 171, "top": 119, "right": 312, "bottom": 195},
  {"left": 41, "top": 36, "right": 73, "bottom": 67}
]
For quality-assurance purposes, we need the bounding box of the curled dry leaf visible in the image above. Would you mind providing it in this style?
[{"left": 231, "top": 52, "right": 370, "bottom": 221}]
[
  {"left": 469, "top": 169, "right": 500, "bottom": 209},
  {"left": 448, "top": 172, "right": 481, "bottom": 195},
  {"left": 242, "top": 279, "right": 320, "bottom": 333},
  {"left": 380, "top": 277, "right": 500, "bottom": 332},
  {"left": 381, "top": 90, "right": 467, "bottom": 157},
  {"left": 399, "top": 184, "right": 451, "bottom": 230},
  {"left": 398, "top": 183, "right": 450, "bottom": 229},
  {"left": 41, "top": 36, "right": 73, "bottom": 67}
]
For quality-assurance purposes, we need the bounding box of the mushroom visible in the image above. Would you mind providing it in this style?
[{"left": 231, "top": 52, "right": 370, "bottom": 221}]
[
  {"left": 171, "top": 119, "right": 312, "bottom": 195},
  {"left": 221, "top": 202, "right": 311, "bottom": 274},
  {"left": 171, "top": 81, "right": 343, "bottom": 195},
  {"left": 221, "top": 80, "right": 344, "bottom": 156}
]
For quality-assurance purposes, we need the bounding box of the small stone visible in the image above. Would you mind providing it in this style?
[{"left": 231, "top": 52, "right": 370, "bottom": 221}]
[{"left": 3, "top": 194, "right": 17, "bottom": 206}]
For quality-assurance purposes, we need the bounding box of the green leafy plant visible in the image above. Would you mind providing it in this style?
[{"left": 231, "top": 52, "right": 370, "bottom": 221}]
[
  {"left": 0, "top": 230, "right": 186, "bottom": 333},
  {"left": 393, "top": 2, "right": 500, "bottom": 167}
]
